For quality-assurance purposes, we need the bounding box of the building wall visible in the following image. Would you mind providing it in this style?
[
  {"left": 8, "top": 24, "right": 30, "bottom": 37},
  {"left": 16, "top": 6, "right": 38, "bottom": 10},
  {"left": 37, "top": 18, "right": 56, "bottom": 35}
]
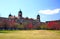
[{"left": 46, "top": 20, "right": 60, "bottom": 30}]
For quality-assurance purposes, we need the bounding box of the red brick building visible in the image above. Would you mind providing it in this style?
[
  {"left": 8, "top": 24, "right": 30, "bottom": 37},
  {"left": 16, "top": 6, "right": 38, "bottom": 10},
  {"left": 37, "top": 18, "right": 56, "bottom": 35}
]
[{"left": 46, "top": 20, "right": 60, "bottom": 30}]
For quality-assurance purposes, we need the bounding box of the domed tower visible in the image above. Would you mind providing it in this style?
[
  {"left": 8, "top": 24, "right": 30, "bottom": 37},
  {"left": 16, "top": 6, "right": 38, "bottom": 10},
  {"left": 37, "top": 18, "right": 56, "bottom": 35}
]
[
  {"left": 18, "top": 10, "right": 22, "bottom": 19},
  {"left": 37, "top": 14, "right": 40, "bottom": 22},
  {"left": 9, "top": 13, "right": 12, "bottom": 18}
]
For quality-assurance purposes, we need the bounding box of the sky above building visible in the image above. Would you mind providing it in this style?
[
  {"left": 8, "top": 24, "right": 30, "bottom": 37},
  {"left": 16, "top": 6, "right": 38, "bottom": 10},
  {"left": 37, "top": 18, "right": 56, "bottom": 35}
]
[{"left": 0, "top": 0, "right": 60, "bottom": 22}]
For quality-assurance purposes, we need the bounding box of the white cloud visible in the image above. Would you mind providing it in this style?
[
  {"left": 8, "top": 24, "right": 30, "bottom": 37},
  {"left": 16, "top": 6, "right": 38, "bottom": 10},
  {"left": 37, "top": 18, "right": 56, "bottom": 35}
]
[{"left": 38, "top": 8, "right": 60, "bottom": 15}]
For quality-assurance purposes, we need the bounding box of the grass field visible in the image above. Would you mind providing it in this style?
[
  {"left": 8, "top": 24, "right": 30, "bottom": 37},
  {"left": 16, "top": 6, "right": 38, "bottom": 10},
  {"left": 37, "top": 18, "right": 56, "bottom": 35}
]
[{"left": 0, "top": 30, "right": 60, "bottom": 39}]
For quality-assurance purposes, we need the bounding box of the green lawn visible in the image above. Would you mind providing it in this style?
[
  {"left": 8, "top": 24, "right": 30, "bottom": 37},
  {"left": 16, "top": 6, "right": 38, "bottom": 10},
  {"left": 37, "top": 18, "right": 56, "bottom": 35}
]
[{"left": 0, "top": 30, "right": 60, "bottom": 39}]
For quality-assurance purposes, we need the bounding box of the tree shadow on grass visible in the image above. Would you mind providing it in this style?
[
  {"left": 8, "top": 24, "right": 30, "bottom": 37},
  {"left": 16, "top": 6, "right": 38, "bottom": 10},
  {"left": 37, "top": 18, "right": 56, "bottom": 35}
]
[
  {"left": 0, "top": 31, "right": 9, "bottom": 33},
  {"left": 0, "top": 30, "right": 12, "bottom": 33},
  {"left": 0, "top": 31, "right": 8, "bottom": 33}
]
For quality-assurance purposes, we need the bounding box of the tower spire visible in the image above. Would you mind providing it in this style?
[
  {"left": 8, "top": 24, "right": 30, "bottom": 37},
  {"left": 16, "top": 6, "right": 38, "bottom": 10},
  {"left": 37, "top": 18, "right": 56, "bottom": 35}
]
[
  {"left": 37, "top": 14, "right": 40, "bottom": 22},
  {"left": 18, "top": 9, "right": 22, "bottom": 19},
  {"left": 9, "top": 13, "right": 12, "bottom": 17}
]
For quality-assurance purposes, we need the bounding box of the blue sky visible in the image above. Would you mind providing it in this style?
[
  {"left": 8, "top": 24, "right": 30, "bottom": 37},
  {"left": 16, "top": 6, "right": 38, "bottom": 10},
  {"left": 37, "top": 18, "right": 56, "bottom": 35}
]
[{"left": 0, "top": 0, "right": 60, "bottom": 22}]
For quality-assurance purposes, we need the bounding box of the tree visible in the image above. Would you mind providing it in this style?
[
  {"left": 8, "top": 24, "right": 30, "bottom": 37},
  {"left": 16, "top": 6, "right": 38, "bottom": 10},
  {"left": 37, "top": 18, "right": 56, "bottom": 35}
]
[
  {"left": 14, "top": 23, "right": 24, "bottom": 30},
  {"left": 39, "top": 23, "right": 47, "bottom": 30}
]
